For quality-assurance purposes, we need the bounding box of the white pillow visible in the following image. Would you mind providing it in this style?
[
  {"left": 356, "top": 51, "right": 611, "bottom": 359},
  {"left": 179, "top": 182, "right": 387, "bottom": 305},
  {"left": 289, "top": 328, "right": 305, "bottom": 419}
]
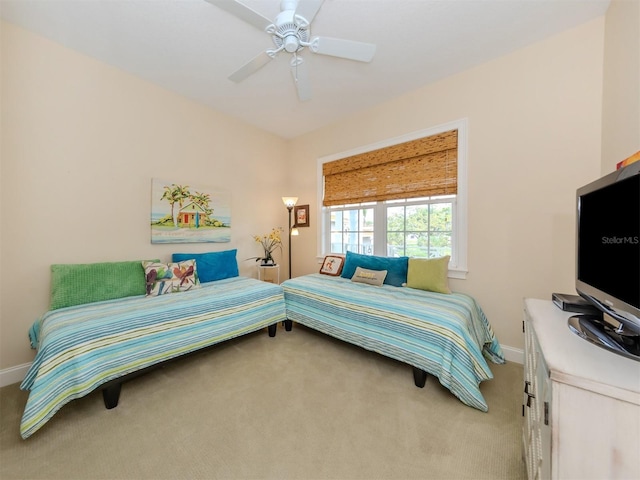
[{"left": 350, "top": 266, "right": 387, "bottom": 287}]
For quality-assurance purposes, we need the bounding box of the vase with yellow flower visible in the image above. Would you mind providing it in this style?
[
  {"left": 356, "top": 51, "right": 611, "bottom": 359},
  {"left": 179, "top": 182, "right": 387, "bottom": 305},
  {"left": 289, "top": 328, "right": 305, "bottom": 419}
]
[{"left": 250, "top": 227, "right": 283, "bottom": 266}]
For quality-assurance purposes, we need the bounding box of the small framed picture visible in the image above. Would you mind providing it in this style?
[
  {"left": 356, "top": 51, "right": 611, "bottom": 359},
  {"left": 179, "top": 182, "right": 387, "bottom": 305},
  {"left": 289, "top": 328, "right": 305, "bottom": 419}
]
[
  {"left": 319, "top": 255, "right": 344, "bottom": 276},
  {"left": 294, "top": 204, "right": 310, "bottom": 227}
]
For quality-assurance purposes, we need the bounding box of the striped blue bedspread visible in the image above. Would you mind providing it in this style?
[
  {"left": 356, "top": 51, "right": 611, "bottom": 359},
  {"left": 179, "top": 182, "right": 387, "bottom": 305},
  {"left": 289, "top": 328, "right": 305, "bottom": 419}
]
[
  {"left": 20, "top": 276, "right": 286, "bottom": 439},
  {"left": 282, "top": 274, "right": 504, "bottom": 411}
]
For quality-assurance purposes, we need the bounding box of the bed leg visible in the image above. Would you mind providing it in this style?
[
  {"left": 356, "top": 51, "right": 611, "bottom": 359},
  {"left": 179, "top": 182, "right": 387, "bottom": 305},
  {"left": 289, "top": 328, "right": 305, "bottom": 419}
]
[
  {"left": 102, "top": 383, "right": 122, "bottom": 409},
  {"left": 284, "top": 319, "right": 293, "bottom": 331},
  {"left": 268, "top": 323, "right": 277, "bottom": 337},
  {"left": 412, "top": 367, "right": 428, "bottom": 388}
]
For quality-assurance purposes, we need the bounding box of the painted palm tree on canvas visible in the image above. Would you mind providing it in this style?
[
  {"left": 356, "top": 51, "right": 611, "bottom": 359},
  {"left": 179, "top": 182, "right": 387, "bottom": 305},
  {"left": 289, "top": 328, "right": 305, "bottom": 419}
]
[{"left": 151, "top": 179, "right": 231, "bottom": 243}]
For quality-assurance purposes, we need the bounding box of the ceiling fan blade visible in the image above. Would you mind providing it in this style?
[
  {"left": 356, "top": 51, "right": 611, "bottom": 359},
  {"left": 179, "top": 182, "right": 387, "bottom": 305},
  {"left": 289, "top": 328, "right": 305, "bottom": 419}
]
[
  {"left": 294, "top": 0, "right": 325, "bottom": 24},
  {"left": 204, "top": 0, "right": 273, "bottom": 32},
  {"left": 229, "top": 51, "right": 273, "bottom": 83},
  {"left": 310, "top": 37, "right": 376, "bottom": 63},
  {"left": 290, "top": 58, "right": 312, "bottom": 101}
]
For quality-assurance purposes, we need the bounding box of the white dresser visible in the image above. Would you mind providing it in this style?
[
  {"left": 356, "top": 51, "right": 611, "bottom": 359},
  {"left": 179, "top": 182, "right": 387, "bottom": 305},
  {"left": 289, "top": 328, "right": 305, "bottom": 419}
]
[{"left": 523, "top": 298, "right": 640, "bottom": 480}]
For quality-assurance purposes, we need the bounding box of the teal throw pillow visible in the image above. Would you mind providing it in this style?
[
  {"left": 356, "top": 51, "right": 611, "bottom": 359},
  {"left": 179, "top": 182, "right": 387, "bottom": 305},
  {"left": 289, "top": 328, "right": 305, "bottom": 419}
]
[
  {"left": 172, "top": 249, "right": 239, "bottom": 283},
  {"left": 340, "top": 251, "right": 409, "bottom": 287}
]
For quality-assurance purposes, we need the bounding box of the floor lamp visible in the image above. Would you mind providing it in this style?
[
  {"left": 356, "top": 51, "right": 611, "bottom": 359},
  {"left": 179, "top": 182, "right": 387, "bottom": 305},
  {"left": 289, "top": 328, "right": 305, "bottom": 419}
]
[{"left": 282, "top": 197, "right": 299, "bottom": 279}]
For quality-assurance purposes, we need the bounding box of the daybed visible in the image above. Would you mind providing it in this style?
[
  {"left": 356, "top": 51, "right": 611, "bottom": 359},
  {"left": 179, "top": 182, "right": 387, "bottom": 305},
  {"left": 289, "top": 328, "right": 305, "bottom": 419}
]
[
  {"left": 282, "top": 252, "right": 504, "bottom": 411},
  {"left": 20, "top": 251, "right": 286, "bottom": 439}
]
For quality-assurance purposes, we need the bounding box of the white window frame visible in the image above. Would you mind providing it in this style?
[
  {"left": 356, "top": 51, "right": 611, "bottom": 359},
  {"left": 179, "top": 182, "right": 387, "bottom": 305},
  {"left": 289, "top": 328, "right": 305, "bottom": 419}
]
[{"left": 317, "top": 118, "right": 468, "bottom": 279}]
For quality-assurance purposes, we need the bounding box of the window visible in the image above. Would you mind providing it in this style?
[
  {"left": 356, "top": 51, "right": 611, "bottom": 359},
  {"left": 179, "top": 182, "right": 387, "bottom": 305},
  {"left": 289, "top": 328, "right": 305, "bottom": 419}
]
[
  {"left": 329, "top": 205, "right": 376, "bottom": 255},
  {"left": 326, "top": 197, "right": 453, "bottom": 257},
  {"left": 387, "top": 197, "right": 454, "bottom": 258},
  {"left": 318, "top": 120, "right": 468, "bottom": 278}
]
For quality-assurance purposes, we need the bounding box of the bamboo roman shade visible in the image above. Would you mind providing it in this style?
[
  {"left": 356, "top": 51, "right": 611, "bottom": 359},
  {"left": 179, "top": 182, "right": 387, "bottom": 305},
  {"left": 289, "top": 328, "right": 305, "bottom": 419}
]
[{"left": 323, "top": 129, "right": 458, "bottom": 206}]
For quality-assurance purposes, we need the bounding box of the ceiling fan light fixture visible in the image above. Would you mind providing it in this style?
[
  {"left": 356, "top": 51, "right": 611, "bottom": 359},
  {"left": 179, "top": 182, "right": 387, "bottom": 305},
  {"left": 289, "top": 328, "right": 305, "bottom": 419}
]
[
  {"left": 284, "top": 36, "right": 300, "bottom": 53},
  {"left": 272, "top": 22, "right": 309, "bottom": 53},
  {"left": 208, "top": 0, "right": 376, "bottom": 100}
]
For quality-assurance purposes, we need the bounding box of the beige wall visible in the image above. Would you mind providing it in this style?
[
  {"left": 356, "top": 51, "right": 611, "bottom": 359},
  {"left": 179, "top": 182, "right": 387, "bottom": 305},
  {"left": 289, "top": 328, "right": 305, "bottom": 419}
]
[
  {"left": 288, "top": 18, "right": 606, "bottom": 352},
  {"left": 601, "top": 0, "right": 640, "bottom": 172},
  {"left": 0, "top": 22, "right": 289, "bottom": 370}
]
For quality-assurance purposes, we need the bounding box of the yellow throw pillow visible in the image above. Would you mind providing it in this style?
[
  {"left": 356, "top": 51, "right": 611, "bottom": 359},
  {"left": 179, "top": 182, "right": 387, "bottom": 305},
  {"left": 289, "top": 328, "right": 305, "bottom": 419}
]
[{"left": 406, "top": 256, "right": 451, "bottom": 294}]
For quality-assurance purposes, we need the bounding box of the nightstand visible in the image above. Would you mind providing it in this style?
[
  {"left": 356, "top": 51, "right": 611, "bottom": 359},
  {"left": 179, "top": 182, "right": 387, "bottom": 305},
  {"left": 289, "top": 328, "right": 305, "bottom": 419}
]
[{"left": 257, "top": 264, "right": 280, "bottom": 284}]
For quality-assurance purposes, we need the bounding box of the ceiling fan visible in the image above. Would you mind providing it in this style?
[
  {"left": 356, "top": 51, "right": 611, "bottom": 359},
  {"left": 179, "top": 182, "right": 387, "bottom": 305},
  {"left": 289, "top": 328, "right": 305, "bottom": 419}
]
[{"left": 205, "top": 0, "right": 376, "bottom": 101}]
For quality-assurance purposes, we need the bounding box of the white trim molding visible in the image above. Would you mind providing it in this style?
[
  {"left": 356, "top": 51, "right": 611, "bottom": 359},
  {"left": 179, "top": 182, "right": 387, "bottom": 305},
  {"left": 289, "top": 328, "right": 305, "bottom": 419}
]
[
  {"left": 0, "top": 362, "right": 31, "bottom": 387},
  {"left": 501, "top": 345, "right": 524, "bottom": 364}
]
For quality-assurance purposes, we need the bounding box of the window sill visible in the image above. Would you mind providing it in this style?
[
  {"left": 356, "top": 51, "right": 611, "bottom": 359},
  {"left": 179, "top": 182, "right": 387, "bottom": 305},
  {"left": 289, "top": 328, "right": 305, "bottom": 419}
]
[{"left": 448, "top": 268, "right": 468, "bottom": 280}]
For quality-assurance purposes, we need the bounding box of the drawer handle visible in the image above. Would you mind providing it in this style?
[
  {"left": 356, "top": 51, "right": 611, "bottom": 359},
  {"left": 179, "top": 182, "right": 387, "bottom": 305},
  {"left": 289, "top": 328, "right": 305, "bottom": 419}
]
[
  {"left": 524, "top": 381, "right": 535, "bottom": 407},
  {"left": 526, "top": 392, "right": 535, "bottom": 407}
]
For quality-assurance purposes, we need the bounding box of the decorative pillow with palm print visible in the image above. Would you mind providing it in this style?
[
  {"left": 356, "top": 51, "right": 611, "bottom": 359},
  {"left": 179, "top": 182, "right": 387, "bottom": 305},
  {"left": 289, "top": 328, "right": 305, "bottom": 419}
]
[{"left": 142, "top": 259, "right": 200, "bottom": 296}]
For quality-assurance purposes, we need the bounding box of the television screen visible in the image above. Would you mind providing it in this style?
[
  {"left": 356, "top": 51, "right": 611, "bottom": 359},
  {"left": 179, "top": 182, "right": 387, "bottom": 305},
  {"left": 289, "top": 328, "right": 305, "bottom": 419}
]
[
  {"left": 572, "top": 162, "right": 640, "bottom": 360},
  {"left": 576, "top": 161, "right": 640, "bottom": 342},
  {"left": 577, "top": 174, "right": 640, "bottom": 310}
]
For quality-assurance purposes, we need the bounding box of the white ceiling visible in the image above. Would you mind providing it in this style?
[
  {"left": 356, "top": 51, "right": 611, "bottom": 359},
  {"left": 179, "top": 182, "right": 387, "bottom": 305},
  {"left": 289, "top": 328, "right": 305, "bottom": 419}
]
[{"left": 1, "top": 0, "right": 610, "bottom": 139}]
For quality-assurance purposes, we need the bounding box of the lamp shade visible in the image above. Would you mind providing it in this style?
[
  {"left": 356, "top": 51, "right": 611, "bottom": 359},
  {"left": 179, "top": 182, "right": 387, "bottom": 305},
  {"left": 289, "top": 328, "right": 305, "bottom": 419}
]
[
  {"left": 282, "top": 196, "right": 298, "bottom": 208},
  {"left": 291, "top": 227, "right": 299, "bottom": 236}
]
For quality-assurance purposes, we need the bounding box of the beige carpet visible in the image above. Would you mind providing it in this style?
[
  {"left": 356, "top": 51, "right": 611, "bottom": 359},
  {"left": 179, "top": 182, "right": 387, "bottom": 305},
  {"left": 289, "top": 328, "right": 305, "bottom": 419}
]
[{"left": 1, "top": 324, "right": 526, "bottom": 480}]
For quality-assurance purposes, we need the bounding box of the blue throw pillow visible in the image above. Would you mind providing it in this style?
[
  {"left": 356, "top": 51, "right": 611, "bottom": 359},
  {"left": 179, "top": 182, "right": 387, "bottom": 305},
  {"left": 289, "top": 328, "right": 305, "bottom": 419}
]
[
  {"left": 172, "top": 249, "right": 239, "bottom": 283},
  {"left": 340, "top": 251, "right": 409, "bottom": 287}
]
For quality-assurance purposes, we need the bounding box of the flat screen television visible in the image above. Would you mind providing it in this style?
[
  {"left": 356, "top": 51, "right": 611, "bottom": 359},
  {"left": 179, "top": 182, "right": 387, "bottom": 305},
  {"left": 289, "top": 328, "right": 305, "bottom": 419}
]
[{"left": 569, "top": 160, "right": 640, "bottom": 360}]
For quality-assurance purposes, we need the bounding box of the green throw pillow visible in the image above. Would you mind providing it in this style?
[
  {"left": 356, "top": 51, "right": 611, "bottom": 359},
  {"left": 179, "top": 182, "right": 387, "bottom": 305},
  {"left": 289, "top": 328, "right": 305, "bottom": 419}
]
[
  {"left": 50, "top": 260, "right": 157, "bottom": 310},
  {"left": 406, "top": 256, "right": 451, "bottom": 294}
]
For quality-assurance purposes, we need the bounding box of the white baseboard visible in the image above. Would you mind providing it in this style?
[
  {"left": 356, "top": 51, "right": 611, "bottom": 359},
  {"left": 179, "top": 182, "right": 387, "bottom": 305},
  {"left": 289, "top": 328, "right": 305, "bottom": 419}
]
[
  {"left": 0, "top": 363, "right": 31, "bottom": 388},
  {"left": 501, "top": 344, "right": 524, "bottom": 364}
]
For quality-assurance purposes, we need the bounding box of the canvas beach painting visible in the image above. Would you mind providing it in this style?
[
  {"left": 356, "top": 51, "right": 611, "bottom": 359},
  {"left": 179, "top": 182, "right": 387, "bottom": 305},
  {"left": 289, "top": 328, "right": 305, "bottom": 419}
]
[{"left": 151, "top": 179, "right": 231, "bottom": 243}]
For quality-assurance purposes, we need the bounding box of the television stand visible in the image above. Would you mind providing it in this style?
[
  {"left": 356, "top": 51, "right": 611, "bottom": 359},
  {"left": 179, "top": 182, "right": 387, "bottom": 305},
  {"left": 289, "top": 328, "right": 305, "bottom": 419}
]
[
  {"left": 568, "top": 314, "right": 640, "bottom": 361},
  {"left": 523, "top": 299, "right": 640, "bottom": 479}
]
